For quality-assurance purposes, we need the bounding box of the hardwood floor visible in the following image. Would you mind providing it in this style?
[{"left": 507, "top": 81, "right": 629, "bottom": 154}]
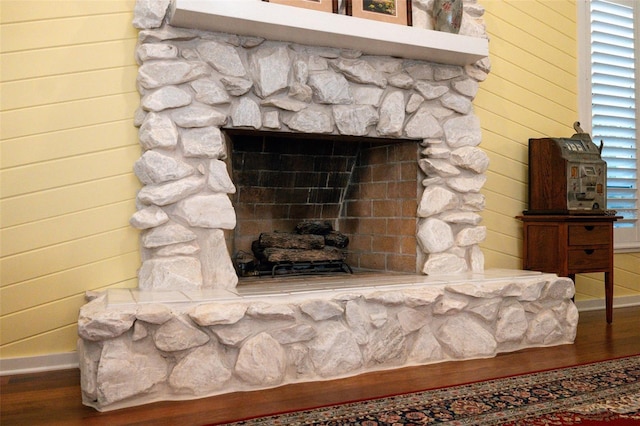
[{"left": 2, "top": 306, "right": 639, "bottom": 426}]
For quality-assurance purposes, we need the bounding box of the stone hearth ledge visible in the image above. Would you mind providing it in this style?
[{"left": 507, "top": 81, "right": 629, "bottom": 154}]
[{"left": 78, "top": 270, "right": 578, "bottom": 411}]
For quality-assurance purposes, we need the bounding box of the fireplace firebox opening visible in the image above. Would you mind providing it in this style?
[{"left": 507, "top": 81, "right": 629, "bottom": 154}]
[{"left": 226, "top": 130, "right": 422, "bottom": 279}]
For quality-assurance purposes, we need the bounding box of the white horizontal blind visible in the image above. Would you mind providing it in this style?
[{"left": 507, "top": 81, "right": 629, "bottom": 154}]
[{"left": 590, "top": 0, "right": 638, "bottom": 233}]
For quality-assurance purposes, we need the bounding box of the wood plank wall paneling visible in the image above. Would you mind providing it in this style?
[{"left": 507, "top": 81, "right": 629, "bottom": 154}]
[
  {"left": 0, "top": 1, "right": 140, "bottom": 358},
  {"left": 0, "top": 0, "right": 638, "bottom": 361},
  {"left": 477, "top": 0, "right": 640, "bottom": 302}
]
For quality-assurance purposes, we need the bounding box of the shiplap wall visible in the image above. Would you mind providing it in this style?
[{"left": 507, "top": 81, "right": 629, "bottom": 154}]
[
  {"left": 0, "top": 1, "right": 141, "bottom": 358},
  {"left": 1, "top": 0, "right": 638, "bottom": 361},
  {"left": 476, "top": 0, "right": 640, "bottom": 301}
]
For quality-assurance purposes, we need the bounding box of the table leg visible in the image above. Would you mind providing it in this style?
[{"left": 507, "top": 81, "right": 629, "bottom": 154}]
[{"left": 605, "top": 271, "right": 613, "bottom": 324}]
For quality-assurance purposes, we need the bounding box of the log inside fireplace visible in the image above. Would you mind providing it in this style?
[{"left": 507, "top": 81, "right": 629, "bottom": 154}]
[{"left": 235, "top": 221, "right": 352, "bottom": 277}]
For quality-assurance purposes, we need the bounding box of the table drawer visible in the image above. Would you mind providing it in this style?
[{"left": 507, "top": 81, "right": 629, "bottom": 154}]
[
  {"left": 568, "top": 224, "right": 610, "bottom": 246},
  {"left": 567, "top": 248, "right": 610, "bottom": 271}
]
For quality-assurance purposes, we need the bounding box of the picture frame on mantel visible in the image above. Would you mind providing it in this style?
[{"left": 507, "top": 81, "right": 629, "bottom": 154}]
[
  {"left": 263, "top": 0, "right": 339, "bottom": 14},
  {"left": 347, "top": 0, "right": 412, "bottom": 26}
]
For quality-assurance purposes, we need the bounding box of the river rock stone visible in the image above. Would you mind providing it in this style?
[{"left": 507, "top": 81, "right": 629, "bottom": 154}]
[{"left": 235, "top": 333, "right": 286, "bottom": 385}]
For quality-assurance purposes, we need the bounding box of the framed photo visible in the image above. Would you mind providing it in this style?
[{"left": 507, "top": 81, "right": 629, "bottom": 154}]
[
  {"left": 263, "top": 0, "right": 339, "bottom": 14},
  {"left": 346, "top": 0, "right": 412, "bottom": 26}
]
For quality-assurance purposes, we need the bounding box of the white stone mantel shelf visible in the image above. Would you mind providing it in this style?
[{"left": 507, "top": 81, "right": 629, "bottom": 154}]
[{"left": 169, "top": 0, "right": 489, "bottom": 66}]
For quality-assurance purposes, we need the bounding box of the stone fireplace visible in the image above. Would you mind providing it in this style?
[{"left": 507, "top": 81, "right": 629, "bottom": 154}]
[{"left": 76, "top": 0, "right": 579, "bottom": 411}]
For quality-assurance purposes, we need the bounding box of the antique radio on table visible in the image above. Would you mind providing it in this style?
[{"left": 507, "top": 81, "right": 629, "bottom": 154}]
[{"left": 527, "top": 124, "right": 607, "bottom": 214}]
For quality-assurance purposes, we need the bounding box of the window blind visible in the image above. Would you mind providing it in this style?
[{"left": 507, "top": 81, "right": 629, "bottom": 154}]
[{"left": 590, "top": 0, "right": 638, "bottom": 229}]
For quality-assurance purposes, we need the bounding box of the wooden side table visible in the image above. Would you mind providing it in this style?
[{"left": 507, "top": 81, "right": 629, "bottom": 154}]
[{"left": 516, "top": 215, "right": 620, "bottom": 323}]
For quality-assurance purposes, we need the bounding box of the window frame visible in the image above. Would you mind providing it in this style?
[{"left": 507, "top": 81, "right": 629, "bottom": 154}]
[{"left": 578, "top": 0, "right": 640, "bottom": 252}]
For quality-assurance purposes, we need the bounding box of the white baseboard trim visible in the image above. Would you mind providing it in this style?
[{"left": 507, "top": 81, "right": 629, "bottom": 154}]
[
  {"left": 1, "top": 297, "right": 638, "bottom": 377},
  {"left": 575, "top": 295, "right": 640, "bottom": 312},
  {"left": 0, "top": 352, "right": 78, "bottom": 376}
]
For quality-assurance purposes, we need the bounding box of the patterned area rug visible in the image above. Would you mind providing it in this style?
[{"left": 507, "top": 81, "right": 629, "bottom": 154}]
[{"left": 225, "top": 355, "right": 640, "bottom": 425}]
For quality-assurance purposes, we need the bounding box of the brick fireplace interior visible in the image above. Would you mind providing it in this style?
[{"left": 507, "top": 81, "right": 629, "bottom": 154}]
[{"left": 226, "top": 130, "right": 422, "bottom": 277}]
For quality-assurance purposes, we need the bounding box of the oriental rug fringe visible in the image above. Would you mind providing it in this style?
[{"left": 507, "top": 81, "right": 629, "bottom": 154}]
[{"left": 224, "top": 355, "right": 640, "bottom": 425}]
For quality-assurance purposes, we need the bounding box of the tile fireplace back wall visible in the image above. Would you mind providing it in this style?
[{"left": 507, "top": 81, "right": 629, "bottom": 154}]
[{"left": 230, "top": 132, "right": 419, "bottom": 273}]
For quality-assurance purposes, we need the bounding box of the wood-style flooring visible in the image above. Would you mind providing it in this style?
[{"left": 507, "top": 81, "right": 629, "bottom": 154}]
[{"left": 2, "top": 306, "right": 639, "bottom": 426}]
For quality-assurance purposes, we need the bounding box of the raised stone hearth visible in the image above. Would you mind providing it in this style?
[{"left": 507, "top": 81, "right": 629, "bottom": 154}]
[
  {"left": 76, "top": 0, "right": 579, "bottom": 411},
  {"left": 78, "top": 270, "right": 578, "bottom": 411}
]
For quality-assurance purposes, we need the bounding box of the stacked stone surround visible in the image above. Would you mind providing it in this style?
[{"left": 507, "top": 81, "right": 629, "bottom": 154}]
[
  {"left": 78, "top": 271, "right": 578, "bottom": 411},
  {"left": 128, "top": 1, "right": 492, "bottom": 290},
  {"left": 76, "top": 0, "right": 579, "bottom": 412}
]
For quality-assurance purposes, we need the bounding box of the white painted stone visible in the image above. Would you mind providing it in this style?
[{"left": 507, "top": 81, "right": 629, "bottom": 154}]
[
  {"left": 260, "top": 97, "right": 308, "bottom": 112},
  {"left": 444, "top": 115, "right": 482, "bottom": 147},
  {"left": 190, "top": 78, "right": 231, "bottom": 105},
  {"left": 453, "top": 78, "right": 479, "bottom": 98},
  {"left": 300, "top": 300, "right": 344, "bottom": 321},
  {"left": 139, "top": 113, "right": 179, "bottom": 150},
  {"left": 138, "top": 176, "right": 206, "bottom": 206},
  {"left": 168, "top": 342, "right": 232, "bottom": 394},
  {"left": 199, "top": 229, "right": 239, "bottom": 289},
  {"left": 331, "top": 58, "right": 386, "bottom": 88},
  {"left": 246, "top": 303, "right": 296, "bottom": 320},
  {"left": 235, "top": 333, "right": 286, "bottom": 385},
  {"left": 417, "top": 186, "right": 459, "bottom": 217},
  {"left": 132, "top": 0, "right": 171, "bottom": 29},
  {"left": 156, "top": 242, "right": 200, "bottom": 257},
  {"left": 419, "top": 158, "right": 460, "bottom": 177},
  {"left": 448, "top": 174, "right": 487, "bottom": 193},
  {"left": 136, "top": 303, "right": 173, "bottom": 324},
  {"left": 345, "top": 300, "right": 370, "bottom": 345},
  {"left": 154, "top": 317, "right": 210, "bottom": 352},
  {"left": 437, "top": 316, "right": 497, "bottom": 358},
  {"left": 414, "top": 81, "right": 449, "bottom": 100},
  {"left": 417, "top": 218, "right": 454, "bottom": 253},
  {"left": 405, "top": 107, "right": 443, "bottom": 139},
  {"left": 288, "top": 82, "right": 313, "bottom": 102},
  {"left": 496, "top": 303, "right": 528, "bottom": 343},
  {"left": 134, "top": 150, "right": 194, "bottom": 185},
  {"left": 455, "top": 226, "right": 487, "bottom": 246},
  {"left": 441, "top": 92, "right": 472, "bottom": 114},
  {"left": 309, "top": 322, "right": 363, "bottom": 377},
  {"left": 388, "top": 72, "right": 414, "bottom": 89},
  {"left": 333, "top": 104, "right": 378, "bottom": 136},
  {"left": 406, "top": 93, "right": 424, "bottom": 113},
  {"left": 440, "top": 211, "right": 482, "bottom": 225},
  {"left": 137, "top": 43, "right": 178, "bottom": 62},
  {"left": 250, "top": 45, "right": 292, "bottom": 98},
  {"left": 352, "top": 86, "right": 384, "bottom": 106},
  {"left": 130, "top": 206, "right": 169, "bottom": 229},
  {"left": 308, "top": 71, "right": 352, "bottom": 104},
  {"left": 231, "top": 97, "right": 262, "bottom": 129},
  {"left": 434, "top": 65, "right": 464, "bottom": 81},
  {"left": 96, "top": 337, "right": 169, "bottom": 406},
  {"left": 197, "top": 40, "right": 246, "bottom": 77},
  {"left": 141, "top": 222, "right": 197, "bottom": 249},
  {"left": 423, "top": 253, "right": 468, "bottom": 275},
  {"left": 141, "top": 86, "right": 192, "bottom": 112},
  {"left": 78, "top": 298, "right": 136, "bottom": 341},
  {"left": 285, "top": 108, "right": 333, "bottom": 133},
  {"left": 207, "top": 160, "right": 236, "bottom": 194},
  {"left": 181, "top": 126, "right": 225, "bottom": 158},
  {"left": 470, "top": 245, "right": 485, "bottom": 271},
  {"left": 364, "top": 321, "right": 405, "bottom": 364},
  {"left": 221, "top": 76, "right": 253, "bottom": 96},
  {"left": 172, "top": 105, "right": 227, "bottom": 127},
  {"left": 405, "top": 63, "right": 434, "bottom": 80},
  {"left": 397, "top": 307, "right": 430, "bottom": 333},
  {"left": 408, "top": 327, "right": 443, "bottom": 363},
  {"left": 189, "top": 303, "right": 248, "bottom": 326},
  {"left": 138, "top": 61, "right": 208, "bottom": 90},
  {"left": 451, "top": 146, "right": 490, "bottom": 173},
  {"left": 211, "top": 321, "right": 254, "bottom": 347},
  {"left": 269, "top": 324, "right": 317, "bottom": 344},
  {"left": 263, "top": 110, "right": 281, "bottom": 128},
  {"left": 138, "top": 257, "right": 203, "bottom": 290},
  {"left": 376, "top": 90, "right": 405, "bottom": 137},
  {"left": 173, "top": 194, "right": 236, "bottom": 229},
  {"left": 527, "top": 310, "right": 563, "bottom": 344},
  {"left": 462, "top": 192, "right": 486, "bottom": 211}
]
